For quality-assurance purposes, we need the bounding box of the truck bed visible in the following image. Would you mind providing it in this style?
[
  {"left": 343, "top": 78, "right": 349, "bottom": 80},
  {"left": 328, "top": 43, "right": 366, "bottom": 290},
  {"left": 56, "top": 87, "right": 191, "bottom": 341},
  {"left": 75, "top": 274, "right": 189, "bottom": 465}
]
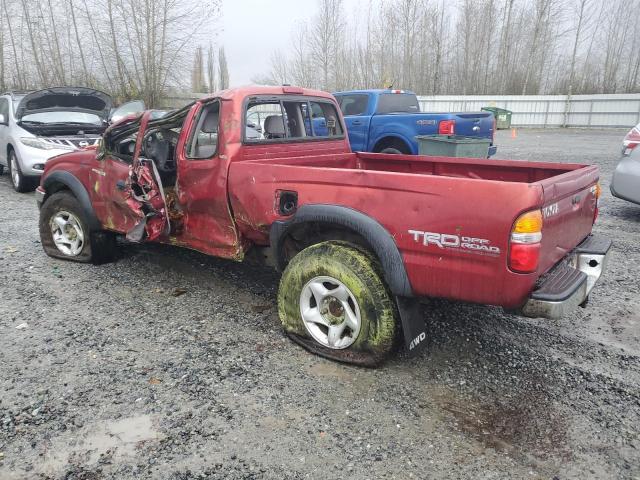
[
  {"left": 229, "top": 151, "right": 599, "bottom": 309},
  {"left": 261, "top": 151, "right": 582, "bottom": 183}
]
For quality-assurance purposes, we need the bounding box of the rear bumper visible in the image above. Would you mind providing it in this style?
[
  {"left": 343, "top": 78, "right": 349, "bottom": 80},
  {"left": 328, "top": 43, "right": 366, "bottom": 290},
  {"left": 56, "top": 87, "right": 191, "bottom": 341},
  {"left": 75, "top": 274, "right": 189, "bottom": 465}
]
[
  {"left": 520, "top": 235, "right": 611, "bottom": 319},
  {"left": 611, "top": 153, "right": 640, "bottom": 205}
]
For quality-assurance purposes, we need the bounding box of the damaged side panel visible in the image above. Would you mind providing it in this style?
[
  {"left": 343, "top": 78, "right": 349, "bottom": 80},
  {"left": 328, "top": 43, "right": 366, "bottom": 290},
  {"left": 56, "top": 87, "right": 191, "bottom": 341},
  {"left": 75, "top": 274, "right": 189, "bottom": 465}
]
[
  {"left": 125, "top": 159, "right": 170, "bottom": 242},
  {"left": 122, "top": 110, "right": 169, "bottom": 243}
]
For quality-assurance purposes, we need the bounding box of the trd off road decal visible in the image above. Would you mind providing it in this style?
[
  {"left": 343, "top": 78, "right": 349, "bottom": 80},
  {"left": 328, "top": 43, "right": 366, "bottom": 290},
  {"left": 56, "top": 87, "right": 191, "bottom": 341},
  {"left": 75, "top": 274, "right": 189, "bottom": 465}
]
[{"left": 408, "top": 230, "right": 501, "bottom": 256}]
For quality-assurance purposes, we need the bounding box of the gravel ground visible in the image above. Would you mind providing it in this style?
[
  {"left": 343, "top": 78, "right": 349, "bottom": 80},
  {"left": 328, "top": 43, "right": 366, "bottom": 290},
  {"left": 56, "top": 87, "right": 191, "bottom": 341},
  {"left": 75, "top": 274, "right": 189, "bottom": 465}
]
[{"left": 0, "top": 128, "right": 638, "bottom": 480}]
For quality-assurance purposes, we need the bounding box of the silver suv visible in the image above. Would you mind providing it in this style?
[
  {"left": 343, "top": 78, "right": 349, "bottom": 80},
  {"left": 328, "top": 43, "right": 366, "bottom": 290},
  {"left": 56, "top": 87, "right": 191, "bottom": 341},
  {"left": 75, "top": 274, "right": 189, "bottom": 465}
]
[{"left": 0, "top": 87, "right": 142, "bottom": 192}]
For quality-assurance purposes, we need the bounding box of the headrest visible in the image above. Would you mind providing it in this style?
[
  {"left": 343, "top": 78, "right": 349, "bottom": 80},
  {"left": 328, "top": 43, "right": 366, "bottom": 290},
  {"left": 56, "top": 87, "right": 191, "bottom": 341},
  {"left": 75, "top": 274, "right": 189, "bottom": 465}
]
[{"left": 264, "top": 115, "right": 285, "bottom": 135}]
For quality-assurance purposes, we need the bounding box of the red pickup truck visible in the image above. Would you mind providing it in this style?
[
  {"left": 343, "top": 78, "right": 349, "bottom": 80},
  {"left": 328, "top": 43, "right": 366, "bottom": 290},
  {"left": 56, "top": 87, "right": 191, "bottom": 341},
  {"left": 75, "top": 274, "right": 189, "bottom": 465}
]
[{"left": 36, "top": 86, "right": 611, "bottom": 366}]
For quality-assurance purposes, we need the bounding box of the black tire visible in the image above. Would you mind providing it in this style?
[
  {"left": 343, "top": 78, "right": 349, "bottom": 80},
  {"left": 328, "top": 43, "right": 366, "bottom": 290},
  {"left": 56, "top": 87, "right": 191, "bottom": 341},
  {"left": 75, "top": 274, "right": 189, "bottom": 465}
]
[
  {"left": 278, "top": 241, "right": 399, "bottom": 367},
  {"left": 0, "top": 164, "right": 4, "bottom": 175},
  {"left": 39, "top": 191, "right": 116, "bottom": 264},
  {"left": 379, "top": 147, "right": 403, "bottom": 154},
  {"left": 8, "top": 149, "right": 37, "bottom": 193}
]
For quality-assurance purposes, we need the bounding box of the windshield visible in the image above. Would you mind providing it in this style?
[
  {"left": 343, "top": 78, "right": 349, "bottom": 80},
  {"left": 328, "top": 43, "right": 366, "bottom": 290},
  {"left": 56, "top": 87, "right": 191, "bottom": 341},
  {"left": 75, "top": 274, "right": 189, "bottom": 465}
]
[
  {"left": 12, "top": 96, "right": 25, "bottom": 114},
  {"left": 21, "top": 111, "right": 102, "bottom": 124},
  {"left": 375, "top": 93, "right": 420, "bottom": 114}
]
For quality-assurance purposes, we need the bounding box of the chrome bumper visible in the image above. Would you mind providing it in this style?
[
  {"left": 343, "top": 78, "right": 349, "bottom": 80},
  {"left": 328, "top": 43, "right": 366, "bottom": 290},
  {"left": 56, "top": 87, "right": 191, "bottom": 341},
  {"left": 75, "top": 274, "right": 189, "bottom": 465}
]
[{"left": 521, "top": 235, "right": 611, "bottom": 319}]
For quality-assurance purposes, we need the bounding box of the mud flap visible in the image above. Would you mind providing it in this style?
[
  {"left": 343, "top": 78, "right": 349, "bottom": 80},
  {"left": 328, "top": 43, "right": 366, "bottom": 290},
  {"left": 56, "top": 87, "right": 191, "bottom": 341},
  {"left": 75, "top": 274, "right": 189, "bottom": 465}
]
[{"left": 395, "top": 296, "right": 427, "bottom": 356}]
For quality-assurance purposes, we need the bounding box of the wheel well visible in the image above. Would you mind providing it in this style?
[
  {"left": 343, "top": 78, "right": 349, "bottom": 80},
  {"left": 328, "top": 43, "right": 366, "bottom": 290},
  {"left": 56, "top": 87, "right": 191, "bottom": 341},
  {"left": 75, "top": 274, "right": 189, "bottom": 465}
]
[
  {"left": 373, "top": 137, "right": 411, "bottom": 154},
  {"left": 279, "top": 221, "right": 379, "bottom": 268},
  {"left": 43, "top": 180, "right": 72, "bottom": 201}
]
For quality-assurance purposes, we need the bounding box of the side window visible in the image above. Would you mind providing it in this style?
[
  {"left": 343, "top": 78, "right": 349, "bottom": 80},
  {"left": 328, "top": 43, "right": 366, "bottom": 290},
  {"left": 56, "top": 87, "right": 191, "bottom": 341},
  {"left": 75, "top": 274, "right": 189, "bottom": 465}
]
[
  {"left": 105, "top": 125, "right": 140, "bottom": 164},
  {"left": 187, "top": 102, "right": 220, "bottom": 159},
  {"left": 282, "top": 101, "right": 312, "bottom": 139},
  {"left": 246, "top": 101, "right": 285, "bottom": 141},
  {"left": 244, "top": 98, "right": 343, "bottom": 143},
  {"left": 337, "top": 94, "right": 368, "bottom": 116},
  {"left": 309, "top": 101, "right": 343, "bottom": 137},
  {"left": 0, "top": 98, "right": 9, "bottom": 123},
  {"left": 113, "top": 135, "right": 137, "bottom": 163}
]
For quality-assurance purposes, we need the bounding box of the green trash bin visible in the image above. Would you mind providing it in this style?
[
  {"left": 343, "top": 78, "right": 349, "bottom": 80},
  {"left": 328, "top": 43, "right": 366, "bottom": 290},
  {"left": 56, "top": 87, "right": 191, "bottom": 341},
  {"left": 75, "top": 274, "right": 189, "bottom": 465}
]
[
  {"left": 481, "top": 107, "right": 512, "bottom": 129},
  {"left": 416, "top": 135, "right": 491, "bottom": 158}
]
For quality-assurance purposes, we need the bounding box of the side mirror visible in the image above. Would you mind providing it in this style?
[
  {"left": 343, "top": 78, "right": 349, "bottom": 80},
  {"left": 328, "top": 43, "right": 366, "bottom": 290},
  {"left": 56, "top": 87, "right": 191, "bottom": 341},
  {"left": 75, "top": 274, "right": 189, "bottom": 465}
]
[{"left": 0, "top": 114, "right": 6, "bottom": 125}]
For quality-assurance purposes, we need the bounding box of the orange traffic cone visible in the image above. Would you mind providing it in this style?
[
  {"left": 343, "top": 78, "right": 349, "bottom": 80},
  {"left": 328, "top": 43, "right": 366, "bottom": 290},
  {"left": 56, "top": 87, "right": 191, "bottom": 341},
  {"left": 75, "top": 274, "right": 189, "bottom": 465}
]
[{"left": 511, "top": 128, "right": 517, "bottom": 139}]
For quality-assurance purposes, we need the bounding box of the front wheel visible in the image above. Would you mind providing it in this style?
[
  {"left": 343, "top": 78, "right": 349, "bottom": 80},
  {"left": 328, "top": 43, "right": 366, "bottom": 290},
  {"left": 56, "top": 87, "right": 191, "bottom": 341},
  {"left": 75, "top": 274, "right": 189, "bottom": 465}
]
[
  {"left": 39, "top": 191, "right": 116, "bottom": 264},
  {"left": 278, "top": 241, "right": 399, "bottom": 366},
  {"left": 8, "top": 150, "right": 37, "bottom": 193}
]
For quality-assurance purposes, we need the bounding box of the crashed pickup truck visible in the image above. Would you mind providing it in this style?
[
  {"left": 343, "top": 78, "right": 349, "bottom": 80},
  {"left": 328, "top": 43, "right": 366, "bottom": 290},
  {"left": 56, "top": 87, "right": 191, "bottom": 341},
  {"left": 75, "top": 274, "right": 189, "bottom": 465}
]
[{"left": 36, "top": 85, "right": 611, "bottom": 366}]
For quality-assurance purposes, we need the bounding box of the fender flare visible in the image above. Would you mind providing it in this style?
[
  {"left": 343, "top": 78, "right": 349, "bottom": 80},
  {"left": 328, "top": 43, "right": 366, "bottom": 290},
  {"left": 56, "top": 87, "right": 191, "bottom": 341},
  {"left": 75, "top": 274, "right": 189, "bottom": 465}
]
[
  {"left": 270, "top": 204, "right": 427, "bottom": 356},
  {"left": 42, "top": 171, "right": 101, "bottom": 231},
  {"left": 270, "top": 204, "right": 412, "bottom": 297}
]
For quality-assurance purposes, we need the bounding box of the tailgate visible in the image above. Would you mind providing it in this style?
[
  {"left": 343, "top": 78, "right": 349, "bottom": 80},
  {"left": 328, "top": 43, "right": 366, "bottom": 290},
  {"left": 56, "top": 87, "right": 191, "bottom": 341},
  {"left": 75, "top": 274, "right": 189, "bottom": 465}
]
[
  {"left": 453, "top": 112, "right": 494, "bottom": 140},
  {"left": 537, "top": 165, "right": 600, "bottom": 274}
]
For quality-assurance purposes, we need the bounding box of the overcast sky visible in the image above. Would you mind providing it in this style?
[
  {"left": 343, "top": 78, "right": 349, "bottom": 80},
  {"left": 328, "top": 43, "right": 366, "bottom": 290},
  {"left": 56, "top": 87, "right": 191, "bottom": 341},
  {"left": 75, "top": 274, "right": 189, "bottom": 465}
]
[
  {"left": 221, "top": 0, "right": 378, "bottom": 86},
  {"left": 221, "top": 0, "right": 312, "bottom": 86}
]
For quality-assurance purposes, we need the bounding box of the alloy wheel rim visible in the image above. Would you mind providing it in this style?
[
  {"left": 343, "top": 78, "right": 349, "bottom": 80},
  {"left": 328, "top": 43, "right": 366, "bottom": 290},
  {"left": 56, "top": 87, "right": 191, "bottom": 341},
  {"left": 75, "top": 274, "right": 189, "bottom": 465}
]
[
  {"left": 50, "top": 211, "right": 85, "bottom": 256},
  {"left": 299, "top": 275, "right": 362, "bottom": 349},
  {"left": 10, "top": 155, "right": 20, "bottom": 188}
]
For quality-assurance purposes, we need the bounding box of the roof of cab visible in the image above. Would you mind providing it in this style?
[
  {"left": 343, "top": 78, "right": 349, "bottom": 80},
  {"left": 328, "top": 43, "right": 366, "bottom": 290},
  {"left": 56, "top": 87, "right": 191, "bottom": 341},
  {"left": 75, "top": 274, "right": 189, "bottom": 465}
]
[
  {"left": 200, "top": 85, "right": 337, "bottom": 103},
  {"left": 333, "top": 89, "right": 416, "bottom": 95}
]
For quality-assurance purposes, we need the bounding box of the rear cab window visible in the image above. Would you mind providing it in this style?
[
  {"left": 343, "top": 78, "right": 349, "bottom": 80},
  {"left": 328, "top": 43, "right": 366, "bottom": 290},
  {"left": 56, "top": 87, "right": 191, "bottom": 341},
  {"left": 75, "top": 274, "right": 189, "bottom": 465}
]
[
  {"left": 243, "top": 96, "right": 343, "bottom": 143},
  {"left": 375, "top": 93, "right": 420, "bottom": 114}
]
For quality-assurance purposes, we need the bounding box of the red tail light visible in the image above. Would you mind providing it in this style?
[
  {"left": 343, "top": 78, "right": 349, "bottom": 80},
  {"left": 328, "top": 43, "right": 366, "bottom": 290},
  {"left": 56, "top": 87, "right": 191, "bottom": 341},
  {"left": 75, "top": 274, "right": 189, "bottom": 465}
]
[
  {"left": 591, "top": 182, "right": 601, "bottom": 224},
  {"left": 509, "top": 210, "right": 543, "bottom": 273},
  {"left": 439, "top": 119, "right": 455, "bottom": 135},
  {"left": 624, "top": 127, "right": 640, "bottom": 151},
  {"left": 509, "top": 243, "right": 541, "bottom": 273}
]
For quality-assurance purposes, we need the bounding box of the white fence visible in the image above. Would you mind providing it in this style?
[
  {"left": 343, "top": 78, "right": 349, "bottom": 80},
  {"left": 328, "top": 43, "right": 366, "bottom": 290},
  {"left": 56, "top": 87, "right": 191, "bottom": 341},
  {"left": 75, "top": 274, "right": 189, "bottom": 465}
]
[
  {"left": 417, "top": 94, "right": 640, "bottom": 128},
  {"left": 164, "top": 93, "right": 640, "bottom": 128}
]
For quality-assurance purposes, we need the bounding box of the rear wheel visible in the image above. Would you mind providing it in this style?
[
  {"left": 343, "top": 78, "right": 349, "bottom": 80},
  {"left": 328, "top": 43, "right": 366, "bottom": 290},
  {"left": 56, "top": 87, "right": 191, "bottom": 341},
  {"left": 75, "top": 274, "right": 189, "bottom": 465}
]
[
  {"left": 379, "top": 147, "right": 403, "bottom": 154},
  {"left": 0, "top": 164, "right": 4, "bottom": 175},
  {"left": 8, "top": 149, "right": 37, "bottom": 193},
  {"left": 39, "top": 191, "right": 116, "bottom": 264},
  {"left": 278, "top": 241, "right": 399, "bottom": 366}
]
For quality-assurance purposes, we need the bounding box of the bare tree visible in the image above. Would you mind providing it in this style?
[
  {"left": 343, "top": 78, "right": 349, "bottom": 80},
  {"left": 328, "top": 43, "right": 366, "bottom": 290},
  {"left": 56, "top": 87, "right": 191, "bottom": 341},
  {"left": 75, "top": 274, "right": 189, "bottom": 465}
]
[
  {"left": 191, "top": 46, "right": 205, "bottom": 93},
  {"left": 218, "top": 46, "right": 229, "bottom": 90},
  {"left": 563, "top": 0, "right": 595, "bottom": 125},
  {"left": 207, "top": 44, "right": 216, "bottom": 93},
  {"left": 0, "top": 0, "right": 220, "bottom": 104},
  {"left": 308, "top": 0, "right": 345, "bottom": 90},
  {"left": 0, "top": 0, "right": 4, "bottom": 91}
]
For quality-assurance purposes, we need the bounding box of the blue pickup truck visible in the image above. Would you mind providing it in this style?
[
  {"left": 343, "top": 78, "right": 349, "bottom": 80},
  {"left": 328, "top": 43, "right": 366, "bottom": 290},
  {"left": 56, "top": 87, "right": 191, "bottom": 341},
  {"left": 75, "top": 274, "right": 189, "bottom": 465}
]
[{"left": 332, "top": 89, "right": 497, "bottom": 156}]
